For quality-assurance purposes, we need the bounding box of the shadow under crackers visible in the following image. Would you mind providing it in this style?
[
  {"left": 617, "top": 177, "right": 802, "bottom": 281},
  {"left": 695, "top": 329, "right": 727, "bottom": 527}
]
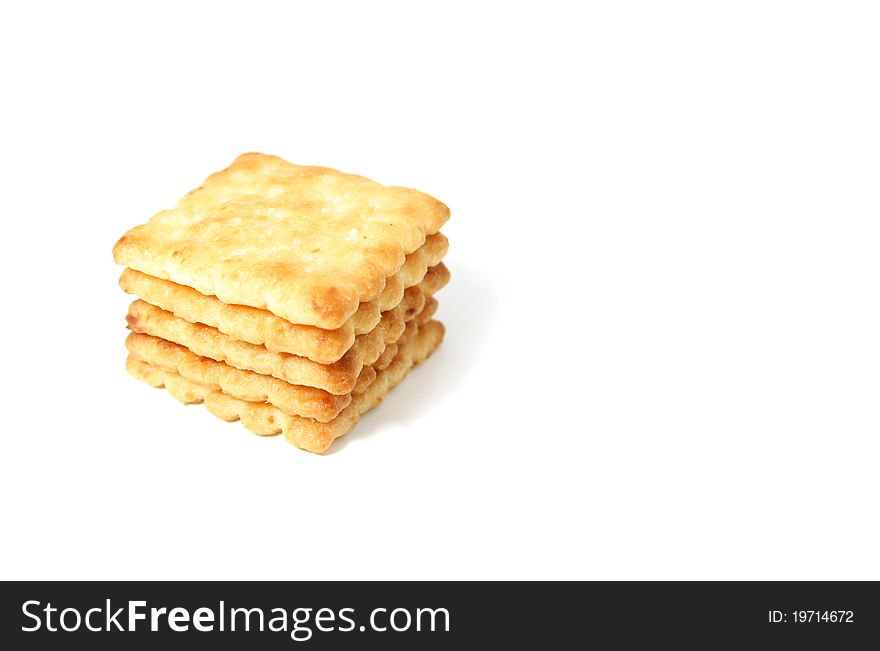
[{"left": 327, "top": 262, "right": 499, "bottom": 453}]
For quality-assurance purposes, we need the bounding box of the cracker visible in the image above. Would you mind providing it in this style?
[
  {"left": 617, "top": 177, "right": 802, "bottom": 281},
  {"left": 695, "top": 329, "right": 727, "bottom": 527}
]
[
  {"left": 125, "top": 320, "right": 445, "bottom": 453},
  {"left": 373, "top": 342, "right": 398, "bottom": 371},
  {"left": 126, "top": 355, "right": 212, "bottom": 403},
  {"left": 125, "top": 332, "right": 350, "bottom": 422},
  {"left": 118, "top": 242, "right": 449, "bottom": 364},
  {"left": 370, "top": 294, "right": 440, "bottom": 369},
  {"left": 351, "top": 364, "right": 377, "bottom": 394},
  {"left": 416, "top": 295, "right": 439, "bottom": 326},
  {"left": 128, "top": 350, "right": 377, "bottom": 398},
  {"left": 113, "top": 153, "right": 450, "bottom": 329},
  {"left": 125, "top": 279, "right": 433, "bottom": 394}
]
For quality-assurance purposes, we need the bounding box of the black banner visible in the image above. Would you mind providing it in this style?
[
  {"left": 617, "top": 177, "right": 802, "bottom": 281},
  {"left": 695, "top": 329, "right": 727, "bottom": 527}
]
[{"left": 1, "top": 581, "right": 877, "bottom": 648}]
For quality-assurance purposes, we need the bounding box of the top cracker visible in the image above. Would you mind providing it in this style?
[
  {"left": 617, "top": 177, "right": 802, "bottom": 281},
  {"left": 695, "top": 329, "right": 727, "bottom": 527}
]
[{"left": 113, "top": 153, "right": 449, "bottom": 329}]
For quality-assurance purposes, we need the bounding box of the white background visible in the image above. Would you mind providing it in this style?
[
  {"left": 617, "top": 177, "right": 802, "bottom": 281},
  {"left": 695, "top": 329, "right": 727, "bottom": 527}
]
[{"left": 1, "top": 1, "right": 878, "bottom": 580}]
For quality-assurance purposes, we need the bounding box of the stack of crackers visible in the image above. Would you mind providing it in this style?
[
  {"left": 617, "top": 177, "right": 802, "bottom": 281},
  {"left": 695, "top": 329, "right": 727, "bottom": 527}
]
[{"left": 112, "top": 153, "right": 450, "bottom": 453}]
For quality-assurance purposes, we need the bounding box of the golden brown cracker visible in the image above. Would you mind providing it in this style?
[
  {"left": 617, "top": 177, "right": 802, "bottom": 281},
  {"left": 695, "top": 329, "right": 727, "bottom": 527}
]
[{"left": 113, "top": 153, "right": 449, "bottom": 329}]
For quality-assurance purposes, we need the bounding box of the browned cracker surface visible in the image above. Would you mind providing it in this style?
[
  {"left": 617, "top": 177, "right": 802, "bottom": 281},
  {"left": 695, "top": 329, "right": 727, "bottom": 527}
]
[{"left": 113, "top": 153, "right": 449, "bottom": 329}]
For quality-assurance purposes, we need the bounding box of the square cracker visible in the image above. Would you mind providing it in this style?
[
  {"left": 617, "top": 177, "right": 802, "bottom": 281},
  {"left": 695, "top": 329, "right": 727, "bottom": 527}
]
[
  {"left": 125, "top": 319, "right": 445, "bottom": 453},
  {"left": 113, "top": 153, "right": 449, "bottom": 329}
]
